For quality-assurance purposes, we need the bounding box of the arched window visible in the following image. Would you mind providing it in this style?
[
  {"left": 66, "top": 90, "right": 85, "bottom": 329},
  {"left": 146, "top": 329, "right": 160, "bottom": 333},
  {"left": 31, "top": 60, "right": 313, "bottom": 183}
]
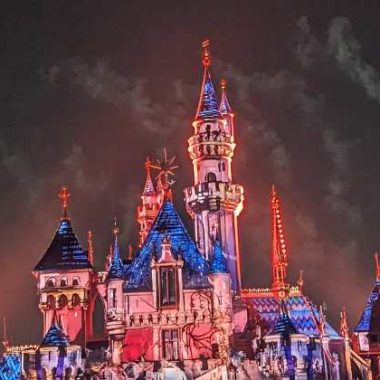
[
  {"left": 72, "top": 294, "right": 81, "bottom": 307},
  {"left": 60, "top": 277, "right": 68, "bottom": 287},
  {"left": 45, "top": 277, "right": 56, "bottom": 288},
  {"left": 47, "top": 295, "right": 56, "bottom": 309},
  {"left": 72, "top": 277, "right": 79, "bottom": 286},
  {"left": 205, "top": 172, "right": 216, "bottom": 182},
  {"left": 58, "top": 295, "right": 68, "bottom": 308}
]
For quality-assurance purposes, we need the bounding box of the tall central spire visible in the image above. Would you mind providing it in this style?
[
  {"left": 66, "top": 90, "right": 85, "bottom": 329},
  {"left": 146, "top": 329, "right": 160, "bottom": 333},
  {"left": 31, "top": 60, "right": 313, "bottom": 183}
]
[
  {"left": 271, "top": 185, "right": 289, "bottom": 297},
  {"left": 194, "top": 40, "right": 221, "bottom": 121}
]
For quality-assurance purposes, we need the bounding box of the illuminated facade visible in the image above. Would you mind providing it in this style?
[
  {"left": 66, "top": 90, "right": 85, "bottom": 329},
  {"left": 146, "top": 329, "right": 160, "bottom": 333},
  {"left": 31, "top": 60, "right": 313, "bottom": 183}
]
[
  {"left": 184, "top": 40, "right": 244, "bottom": 294},
  {"left": 0, "top": 41, "right": 372, "bottom": 379}
]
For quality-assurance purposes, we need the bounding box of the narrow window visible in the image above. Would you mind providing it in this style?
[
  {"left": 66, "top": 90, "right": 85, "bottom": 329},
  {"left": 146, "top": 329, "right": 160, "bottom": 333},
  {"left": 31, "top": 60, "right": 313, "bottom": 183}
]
[
  {"left": 205, "top": 172, "right": 216, "bottom": 182},
  {"left": 109, "top": 288, "right": 117, "bottom": 308},
  {"left": 160, "top": 268, "right": 177, "bottom": 307},
  {"left": 162, "top": 330, "right": 179, "bottom": 360},
  {"left": 72, "top": 277, "right": 79, "bottom": 286}
]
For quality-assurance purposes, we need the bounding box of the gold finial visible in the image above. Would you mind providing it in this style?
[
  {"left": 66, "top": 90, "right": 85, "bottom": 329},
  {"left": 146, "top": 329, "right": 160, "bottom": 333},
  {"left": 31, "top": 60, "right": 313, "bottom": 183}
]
[
  {"left": 220, "top": 79, "right": 227, "bottom": 90},
  {"left": 128, "top": 244, "right": 133, "bottom": 261},
  {"left": 297, "top": 269, "right": 304, "bottom": 290},
  {"left": 87, "top": 230, "right": 94, "bottom": 266},
  {"left": 340, "top": 307, "right": 349, "bottom": 338},
  {"left": 150, "top": 148, "right": 179, "bottom": 200},
  {"left": 145, "top": 156, "right": 151, "bottom": 170},
  {"left": 113, "top": 218, "right": 119, "bottom": 237},
  {"left": 202, "top": 39, "right": 211, "bottom": 67},
  {"left": 58, "top": 186, "right": 71, "bottom": 219}
]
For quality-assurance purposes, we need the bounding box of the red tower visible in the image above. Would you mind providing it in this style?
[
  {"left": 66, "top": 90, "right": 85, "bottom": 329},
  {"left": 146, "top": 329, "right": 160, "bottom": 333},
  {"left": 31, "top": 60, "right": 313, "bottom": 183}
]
[
  {"left": 33, "top": 187, "right": 96, "bottom": 345},
  {"left": 137, "top": 158, "right": 162, "bottom": 247},
  {"left": 271, "top": 185, "right": 289, "bottom": 297}
]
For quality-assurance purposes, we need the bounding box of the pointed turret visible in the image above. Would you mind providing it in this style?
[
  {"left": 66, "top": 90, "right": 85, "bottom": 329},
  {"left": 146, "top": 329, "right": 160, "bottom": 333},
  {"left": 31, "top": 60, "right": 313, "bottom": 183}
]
[
  {"left": 271, "top": 185, "right": 289, "bottom": 297},
  {"left": 194, "top": 40, "right": 221, "bottom": 121},
  {"left": 34, "top": 187, "right": 91, "bottom": 271},
  {"left": 137, "top": 157, "right": 161, "bottom": 247},
  {"left": 142, "top": 157, "right": 156, "bottom": 196},
  {"left": 107, "top": 220, "right": 125, "bottom": 279},
  {"left": 354, "top": 253, "right": 380, "bottom": 333},
  {"left": 219, "top": 79, "right": 233, "bottom": 115}
]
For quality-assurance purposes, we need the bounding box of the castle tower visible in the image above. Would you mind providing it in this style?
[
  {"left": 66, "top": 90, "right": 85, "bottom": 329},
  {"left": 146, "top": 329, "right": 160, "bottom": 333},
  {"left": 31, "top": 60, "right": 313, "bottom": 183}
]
[
  {"left": 33, "top": 187, "right": 95, "bottom": 345},
  {"left": 137, "top": 157, "right": 162, "bottom": 247},
  {"left": 184, "top": 40, "right": 244, "bottom": 293},
  {"left": 271, "top": 185, "right": 289, "bottom": 298},
  {"left": 105, "top": 221, "right": 126, "bottom": 366}
]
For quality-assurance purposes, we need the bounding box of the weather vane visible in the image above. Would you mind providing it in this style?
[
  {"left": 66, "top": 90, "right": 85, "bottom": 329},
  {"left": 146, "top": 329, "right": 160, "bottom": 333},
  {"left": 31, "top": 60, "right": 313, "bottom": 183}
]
[
  {"left": 58, "top": 186, "right": 71, "bottom": 219},
  {"left": 150, "top": 148, "right": 179, "bottom": 190}
]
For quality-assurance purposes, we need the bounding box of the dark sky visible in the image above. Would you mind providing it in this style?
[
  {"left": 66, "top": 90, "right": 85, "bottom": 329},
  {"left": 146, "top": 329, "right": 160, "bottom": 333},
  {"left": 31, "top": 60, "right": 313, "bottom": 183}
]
[{"left": 1, "top": 0, "right": 380, "bottom": 344}]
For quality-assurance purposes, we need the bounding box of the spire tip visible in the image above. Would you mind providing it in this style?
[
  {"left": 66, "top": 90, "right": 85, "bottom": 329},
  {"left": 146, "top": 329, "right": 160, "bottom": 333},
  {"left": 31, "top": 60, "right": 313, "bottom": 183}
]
[
  {"left": 58, "top": 186, "right": 71, "bottom": 219},
  {"left": 202, "top": 39, "right": 211, "bottom": 67}
]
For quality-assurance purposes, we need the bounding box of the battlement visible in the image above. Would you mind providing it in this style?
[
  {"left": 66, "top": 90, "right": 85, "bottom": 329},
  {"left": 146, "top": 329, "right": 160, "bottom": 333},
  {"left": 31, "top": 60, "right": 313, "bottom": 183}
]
[
  {"left": 184, "top": 181, "right": 244, "bottom": 215},
  {"left": 188, "top": 131, "right": 236, "bottom": 160}
]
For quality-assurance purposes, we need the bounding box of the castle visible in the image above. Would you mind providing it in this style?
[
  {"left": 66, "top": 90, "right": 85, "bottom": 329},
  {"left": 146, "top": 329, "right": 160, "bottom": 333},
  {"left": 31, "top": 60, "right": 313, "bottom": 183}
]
[{"left": 0, "top": 41, "right": 377, "bottom": 379}]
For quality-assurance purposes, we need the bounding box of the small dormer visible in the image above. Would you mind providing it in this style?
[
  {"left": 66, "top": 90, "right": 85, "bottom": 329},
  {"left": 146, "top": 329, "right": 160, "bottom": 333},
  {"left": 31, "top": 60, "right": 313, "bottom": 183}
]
[{"left": 152, "top": 237, "right": 183, "bottom": 309}]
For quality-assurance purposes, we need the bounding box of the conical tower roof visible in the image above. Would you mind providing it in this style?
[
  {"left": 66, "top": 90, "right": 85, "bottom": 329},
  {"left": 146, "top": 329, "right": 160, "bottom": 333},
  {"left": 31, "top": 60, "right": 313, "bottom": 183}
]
[
  {"left": 107, "top": 220, "right": 125, "bottom": 279},
  {"left": 219, "top": 79, "right": 233, "bottom": 115},
  {"left": 34, "top": 187, "right": 92, "bottom": 271},
  {"left": 194, "top": 40, "right": 221, "bottom": 121},
  {"left": 142, "top": 157, "right": 156, "bottom": 196},
  {"left": 355, "top": 253, "right": 380, "bottom": 333}
]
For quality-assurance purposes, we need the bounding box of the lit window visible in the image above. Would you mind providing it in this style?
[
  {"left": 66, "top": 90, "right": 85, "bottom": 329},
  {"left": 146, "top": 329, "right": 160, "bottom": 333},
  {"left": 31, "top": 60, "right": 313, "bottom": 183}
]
[
  {"left": 45, "top": 277, "right": 56, "bottom": 288},
  {"left": 162, "top": 330, "right": 179, "bottom": 360},
  {"left": 205, "top": 172, "right": 216, "bottom": 182},
  {"left": 72, "top": 294, "right": 80, "bottom": 307},
  {"left": 72, "top": 277, "right": 79, "bottom": 286},
  {"left": 160, "top": 268, "right": 177, "bottom": 307},
  {"left": 60, "top": 277, "right": 68, "bottom": 287},
  {"left": 109, "top": 288, "right": 117, "bottom": 308},
  {"left": 58, "top": 295, "right": 68, "bottom": 308}
]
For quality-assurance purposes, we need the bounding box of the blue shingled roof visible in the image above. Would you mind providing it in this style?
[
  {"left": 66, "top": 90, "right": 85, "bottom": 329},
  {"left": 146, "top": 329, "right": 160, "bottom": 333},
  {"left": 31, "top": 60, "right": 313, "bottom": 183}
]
[
  {"left": 246, "top": 295, "right": 340, "bottom": 338},
  {"left": 107, "top": 235, "right": 125, "bottom": 280},
  {"left": 0, "top": 355, "right": 21, "bottom": 380},
  {"left": 210, "top": 239, "right": 228, "bottom": 274},
  {"left": 354, "top": 281, "right": 380, "bottom": 333},
  {"left": 34, "top": 217, "right": 92, "bottom": 271},
  {"left": 41, "top": 319, "right": 71, "bottom": 347},
  {"left": 269, "top": 301, "right": 298, "bottom": 336},
  {"left": 125, "top": 199, "right": 210, "bottom": 291},
  {"left": 195, "top": 69, "right": 221, "bottom": 120},
  {"left": 219, "top": 89, "right": 232, "bottom": 115}
]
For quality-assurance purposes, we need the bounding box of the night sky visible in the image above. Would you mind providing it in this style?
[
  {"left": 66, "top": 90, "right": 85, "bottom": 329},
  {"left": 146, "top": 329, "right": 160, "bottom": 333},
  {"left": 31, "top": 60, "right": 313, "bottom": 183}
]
[{"left": 2, "top": 1, "right": 380, "bottom": 344}]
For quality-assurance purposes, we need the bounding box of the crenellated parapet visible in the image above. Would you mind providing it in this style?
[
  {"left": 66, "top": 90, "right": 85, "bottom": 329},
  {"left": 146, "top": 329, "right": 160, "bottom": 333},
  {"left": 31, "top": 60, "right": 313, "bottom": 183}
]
[
  {"left": 184, "top": 181, "right": 244, "bottom": 216},
  {"left": 188, "top": 126, "right": 236, "bottom": 161}
]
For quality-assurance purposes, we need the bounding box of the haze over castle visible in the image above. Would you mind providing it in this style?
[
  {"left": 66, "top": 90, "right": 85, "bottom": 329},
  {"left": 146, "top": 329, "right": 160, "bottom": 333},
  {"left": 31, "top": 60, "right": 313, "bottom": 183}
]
[{"left": 0, "top": 40, "right": 378, "bottom": 379}]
